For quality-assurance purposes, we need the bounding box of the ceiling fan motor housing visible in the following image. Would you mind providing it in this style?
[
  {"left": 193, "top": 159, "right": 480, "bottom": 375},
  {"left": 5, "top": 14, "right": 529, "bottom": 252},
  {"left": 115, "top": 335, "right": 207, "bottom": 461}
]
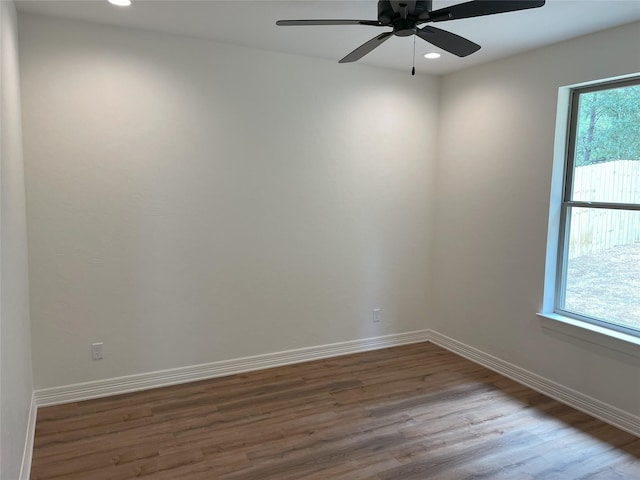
[
  {"left": 393, "top": 18, "right": 417, "bottom": 36},
  {"left": 378, "top": 0, "right": 433, "bottom": 36}
]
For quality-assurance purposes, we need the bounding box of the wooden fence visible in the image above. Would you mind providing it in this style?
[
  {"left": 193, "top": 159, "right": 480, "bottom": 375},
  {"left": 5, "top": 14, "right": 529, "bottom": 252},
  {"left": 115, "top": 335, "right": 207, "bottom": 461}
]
[{"left": 568, "top": 160, "right": 640, "bottom": 259}]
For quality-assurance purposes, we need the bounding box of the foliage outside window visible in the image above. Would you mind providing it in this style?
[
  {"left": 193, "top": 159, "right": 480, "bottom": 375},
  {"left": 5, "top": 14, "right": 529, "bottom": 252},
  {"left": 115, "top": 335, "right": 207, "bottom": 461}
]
[{"left": 556, "top": 79, "right": 640, "bottom": 335}]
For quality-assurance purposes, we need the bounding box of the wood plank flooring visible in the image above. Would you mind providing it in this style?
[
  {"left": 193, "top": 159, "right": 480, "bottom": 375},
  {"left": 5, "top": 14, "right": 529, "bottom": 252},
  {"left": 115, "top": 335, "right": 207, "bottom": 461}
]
[{"left": 31, "top": 343, "right": 640, "bottom": 479}]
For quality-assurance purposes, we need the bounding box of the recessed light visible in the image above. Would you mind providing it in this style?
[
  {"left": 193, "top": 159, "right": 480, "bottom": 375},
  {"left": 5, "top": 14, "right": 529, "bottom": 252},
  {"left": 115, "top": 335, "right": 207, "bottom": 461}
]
[
  {"left": 108, "top": 0, "right": 131, "bottom": 6},
  {"left": 424, "top": 52, "right": 441, "bottom": 59}
]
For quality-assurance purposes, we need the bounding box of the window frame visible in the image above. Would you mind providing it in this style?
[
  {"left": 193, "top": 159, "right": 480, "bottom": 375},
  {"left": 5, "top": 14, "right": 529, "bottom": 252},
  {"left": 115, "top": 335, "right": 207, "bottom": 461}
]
[{"left": 541, "top": 75, "right": 640, "bottom": 344}]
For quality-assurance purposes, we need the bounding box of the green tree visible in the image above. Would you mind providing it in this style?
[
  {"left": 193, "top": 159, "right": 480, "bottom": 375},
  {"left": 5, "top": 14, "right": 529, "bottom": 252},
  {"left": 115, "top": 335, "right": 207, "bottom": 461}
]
[{"left": 574, "top": 84, "right": 640, "bottom": 166}]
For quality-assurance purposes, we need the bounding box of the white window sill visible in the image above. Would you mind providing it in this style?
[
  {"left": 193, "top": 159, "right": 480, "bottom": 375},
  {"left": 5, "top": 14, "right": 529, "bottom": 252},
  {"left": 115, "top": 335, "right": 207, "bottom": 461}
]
[{"left": 537, "top": 312, "right": 640, "bottom": 358}]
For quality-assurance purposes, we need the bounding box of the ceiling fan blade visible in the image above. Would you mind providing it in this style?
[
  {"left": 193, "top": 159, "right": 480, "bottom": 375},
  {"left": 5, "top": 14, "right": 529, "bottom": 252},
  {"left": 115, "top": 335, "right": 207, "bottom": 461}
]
[
  {"left": 423, "top": 1, "right": 545, "bottom": 23},
  {"left": 339, "top": 31, "right": 394, "bottom": 63},
  {"left": 416, "top": 26, "right": 480, "bottom": 57},
  {"left": 276, "top": 20, "right": 381, "bottom": 27}
]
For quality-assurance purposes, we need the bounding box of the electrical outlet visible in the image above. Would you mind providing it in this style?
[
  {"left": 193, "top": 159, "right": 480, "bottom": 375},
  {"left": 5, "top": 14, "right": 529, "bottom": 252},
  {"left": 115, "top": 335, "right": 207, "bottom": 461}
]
[
  {"left": 372, "top": 309, "right": 382, "bottom": 323},
  {"left": 91, "top": 342, "right": 104, "bottom": 360}
]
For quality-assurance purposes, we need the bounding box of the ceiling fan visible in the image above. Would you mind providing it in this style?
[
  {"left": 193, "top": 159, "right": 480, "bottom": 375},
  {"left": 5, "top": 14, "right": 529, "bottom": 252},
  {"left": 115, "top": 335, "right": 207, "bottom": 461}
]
[{"left": 277, "top": 1, "right": 546, "bottom": 64}]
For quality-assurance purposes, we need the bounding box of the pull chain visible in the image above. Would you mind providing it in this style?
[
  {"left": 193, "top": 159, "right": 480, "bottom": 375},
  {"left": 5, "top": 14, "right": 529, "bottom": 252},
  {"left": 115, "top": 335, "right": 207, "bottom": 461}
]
[{"left": 411, "top": 34, "right": 416, "bottom": 76}]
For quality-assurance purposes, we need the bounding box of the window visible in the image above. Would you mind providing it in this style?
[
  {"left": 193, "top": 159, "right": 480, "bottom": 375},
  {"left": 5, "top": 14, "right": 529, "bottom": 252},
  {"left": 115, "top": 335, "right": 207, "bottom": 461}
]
[{"left": 550, "top": 77, "right": 640, "bottom": 337}]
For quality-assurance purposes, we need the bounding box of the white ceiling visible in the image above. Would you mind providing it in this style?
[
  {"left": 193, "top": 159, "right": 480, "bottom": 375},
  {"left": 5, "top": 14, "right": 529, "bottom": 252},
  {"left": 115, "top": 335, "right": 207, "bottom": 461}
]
[{"left": 15, "top": 0, "right": 640, "bottom": 75}]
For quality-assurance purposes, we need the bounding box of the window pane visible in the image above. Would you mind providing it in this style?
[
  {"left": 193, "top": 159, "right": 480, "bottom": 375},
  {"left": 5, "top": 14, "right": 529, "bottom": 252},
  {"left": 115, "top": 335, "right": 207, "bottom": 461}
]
[
  {"left": 561, "top": 207, "right": 640, "bottom": 331},
  {"left": 571, "top": 85, "right": 640, "bottom": 204}
]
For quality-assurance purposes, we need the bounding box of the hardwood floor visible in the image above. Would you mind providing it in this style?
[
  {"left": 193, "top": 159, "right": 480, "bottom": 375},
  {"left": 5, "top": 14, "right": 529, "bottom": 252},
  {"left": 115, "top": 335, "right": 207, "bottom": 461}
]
[{"left": 31, "top": 343, "right": 639, "bottom": 479}]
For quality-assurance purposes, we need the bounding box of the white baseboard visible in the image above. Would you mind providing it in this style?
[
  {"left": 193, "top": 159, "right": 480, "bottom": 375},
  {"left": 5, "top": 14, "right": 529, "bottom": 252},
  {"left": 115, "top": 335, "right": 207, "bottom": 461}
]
[
  {"left": 35, "top": 329, "right": 431, "bottom": 407},
  {"left": 32, "top": 327, "right": 639, "bottom": 436},
  {"left": 20, "top": 392, "right": 37, "bottom": 480},
  {"left": 428, "top": 329, "right": 640, "bottom": 438}
]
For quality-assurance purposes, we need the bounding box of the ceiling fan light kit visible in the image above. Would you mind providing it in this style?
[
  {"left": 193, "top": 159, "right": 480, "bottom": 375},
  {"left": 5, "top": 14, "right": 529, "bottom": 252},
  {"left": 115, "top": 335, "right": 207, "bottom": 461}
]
[{"left": 277, "top": 0, "right": 545, "bottom": 69}]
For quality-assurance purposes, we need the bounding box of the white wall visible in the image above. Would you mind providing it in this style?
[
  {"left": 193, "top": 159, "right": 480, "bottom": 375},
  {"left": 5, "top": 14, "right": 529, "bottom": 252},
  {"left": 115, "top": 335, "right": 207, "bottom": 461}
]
[
  {"left": 17, "top": 7, "right": 639, "bottom": 428},
  {"left": 434, "top": 22, "right": 640, "bottom": 416},
  {"left": 1, "top": 1, "right": 34, "bottom": 479},
  {"left": 18, "top": 14, "right": 439, "bottom": 389}
]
